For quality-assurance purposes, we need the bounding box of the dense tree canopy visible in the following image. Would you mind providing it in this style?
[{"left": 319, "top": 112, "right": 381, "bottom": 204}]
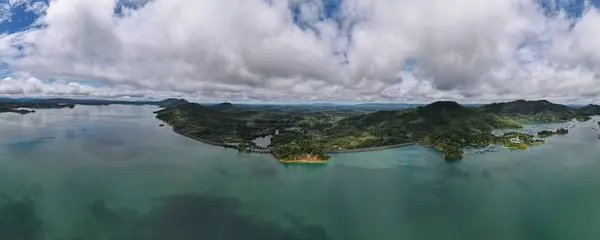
[{"left": 156, "top": 99, "right": 589, "bottom": 161}]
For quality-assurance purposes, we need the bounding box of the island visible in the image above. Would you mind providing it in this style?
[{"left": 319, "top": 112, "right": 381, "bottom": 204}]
[
  {"left": 0, "top": 101, "right": 75, "bottom": 114},
  {"left": 154, "top": 99, "right": 600, "bottom": 162},
  {"left": 0, "top": 107, "right": 35, "bottom": 114}
]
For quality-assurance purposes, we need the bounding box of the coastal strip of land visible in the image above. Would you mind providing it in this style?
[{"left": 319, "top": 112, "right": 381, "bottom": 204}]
[
  {"left": 171, "top": 127, "right": 415, "bottom": 160},
  {"left": 172, "top": 127, "right": 273, "bottom": 153},
  {"left": 325, "top": 142, "right": 416, "bottom": 154},
  {"left": 172, "top": 127, "right": 233, "bottom": 149}
]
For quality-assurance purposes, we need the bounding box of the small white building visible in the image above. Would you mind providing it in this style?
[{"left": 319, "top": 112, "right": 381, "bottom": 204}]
[{"left": 509, "top": 137, "right": 523, "bottom": 144}]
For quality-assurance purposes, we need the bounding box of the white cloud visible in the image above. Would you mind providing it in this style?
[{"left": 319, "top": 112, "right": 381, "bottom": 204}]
[
  {"left": 0, "top": 0, "right": 599, "bottom": 102},
  {"left": 0, "top": 76, "right": 199, "bottom": 100}
]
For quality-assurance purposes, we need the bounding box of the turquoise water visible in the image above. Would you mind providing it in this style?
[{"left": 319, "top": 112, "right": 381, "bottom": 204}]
[{"left": 1, "top": 105, "right": 600, "bottom": 240}]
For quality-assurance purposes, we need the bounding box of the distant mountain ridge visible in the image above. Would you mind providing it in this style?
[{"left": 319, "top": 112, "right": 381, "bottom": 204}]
[
  {"left": 157, "top": 98, "right": 189, "bottom": 108},
  {"left": 213, "top": 102, "right": 234, "bottom": 109}
]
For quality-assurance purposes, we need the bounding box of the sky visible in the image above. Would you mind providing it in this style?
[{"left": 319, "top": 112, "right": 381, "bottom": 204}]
[{"left": 0, "top": 0, "right": 600, "bottom": 103}]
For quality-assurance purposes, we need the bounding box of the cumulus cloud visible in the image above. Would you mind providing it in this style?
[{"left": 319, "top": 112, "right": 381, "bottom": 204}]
[{"left": 0, "top": 0, "right": 599, "bottom": 102}]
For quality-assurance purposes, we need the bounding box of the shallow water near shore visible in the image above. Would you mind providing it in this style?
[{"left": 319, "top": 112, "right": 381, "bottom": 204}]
[{"left": 1, "top": 105, "right": 600, "bottom": 240}]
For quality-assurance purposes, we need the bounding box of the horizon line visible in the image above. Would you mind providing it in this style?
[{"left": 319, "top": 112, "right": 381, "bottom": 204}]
[{"left": 0, "top": 96, "right": 595, "bottom": 106}]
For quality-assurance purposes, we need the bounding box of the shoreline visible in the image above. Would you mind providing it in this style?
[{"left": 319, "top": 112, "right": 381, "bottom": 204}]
[
  {"left": 170, "top": 125, "right": 553, "bottom": 160},
  {"left": 277, "top": 160, "right": 329, "bottom": 164},
  {"left": 325, "top": 142, "right": 416, "bottom": 154},
  {"left": 504, "top": 146, "right": 528, "bottom": 150},
  {"left": 170, "top": 126, "right": 416, "bottom": 158},
  {"left": 172, "top": 127, "right": 272, "bottom": 153},
  {"left": 172, "top": 127, "right": 233, "bottom": 148}
]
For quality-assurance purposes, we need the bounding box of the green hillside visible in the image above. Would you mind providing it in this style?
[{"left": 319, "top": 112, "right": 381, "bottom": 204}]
[
  {"left": 481, "top": 99, "right": 578, "bottom": 122},
  {"left": 575, "top": 104, "right": 600, "bottom": 116},
  {"left": 155, "top": 99, "right": 596, "bottom": 161}
]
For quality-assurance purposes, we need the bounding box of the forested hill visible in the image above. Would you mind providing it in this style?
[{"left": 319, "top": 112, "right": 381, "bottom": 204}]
[
  {"left": 337, "top": 99, "right": 600, "bottom": 137},
  {"left": 338, "top": 100, "right": 520, "bottom": 130},
  {"left": 482, "top": 100, "right": 570, "bottom": 114},
  {"left": 576, "top": 104, "right": 600, "bottom": 116},
  {"left": 332, "top": 99, "right": 594, "bottom": 160},
  {"left": 332, "top": 100, "right": 522, "bottom": 147},
  {"left": 480, "top": 99, "right": 579, "bottom": 121}
]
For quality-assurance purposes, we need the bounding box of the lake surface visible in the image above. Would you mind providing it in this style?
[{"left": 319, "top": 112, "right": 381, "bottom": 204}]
[{"left": 1, "top": 105, "right": 600, "bottom": 240}]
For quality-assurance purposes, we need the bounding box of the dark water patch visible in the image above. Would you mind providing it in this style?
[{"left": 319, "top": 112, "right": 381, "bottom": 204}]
[
  {"left": 215, "top": 166, "right": 230, "bottom": 175},
  {"left": 480, "top": 169, "right": 492, "bottom": 179},
  {"left": 81, "top": 194, "right": 333, "bottom": 240},
  {"left": 142, "top": 194, "right": 332, "bottom": 240},
  {"left": 282, "top": 213, "right": 330, "bottom": 239},
  {"left": 0, "top": 196, "right": 43, "bottom": 240},
  {"left": 284, "top": 213, "right": 303, "bottom": 227},
  {"left": 444, "top": 158, "right": 462, "bottom": 164},
  {"left": 65, "top": 128, "right": 88, "bottom": 140},
  {"left": 401, "top": 164, "right": 434, "bottom": 173},
  {"left": 90, "top": 200, "right": 122, "bottom": 230},
  {"left": 514, "top": 178, "right": 533, "bottom": 192},
  {"left": 280, "top": 163, "right": 329, "bottom": 171},
  {"left": 431, "top": 165, "right": 472, "bottom": 181},
  {"left": 88, "top": 138, "right": 125, "bottom": 147},
  {"left": 251, "top": 166, "right": 278, "bottom": 179},
  {"left": 0, "top": 192, "right": 12, "bottom": 206},
  {"left": 83, "top": 201, "right": 142, "bottom": 240},
  {"left": 21, "top": 183, "right": 44, "bottom": 200}
]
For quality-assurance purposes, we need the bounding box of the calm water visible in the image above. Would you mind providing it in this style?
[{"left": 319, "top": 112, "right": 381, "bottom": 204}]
[{"left": 1, "top": 105, "right": 600, "bottom": 240}]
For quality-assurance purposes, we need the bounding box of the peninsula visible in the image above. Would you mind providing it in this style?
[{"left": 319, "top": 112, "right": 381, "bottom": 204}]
[{"left": 154, "top": 99, "right": 600, "bottom": 162}]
